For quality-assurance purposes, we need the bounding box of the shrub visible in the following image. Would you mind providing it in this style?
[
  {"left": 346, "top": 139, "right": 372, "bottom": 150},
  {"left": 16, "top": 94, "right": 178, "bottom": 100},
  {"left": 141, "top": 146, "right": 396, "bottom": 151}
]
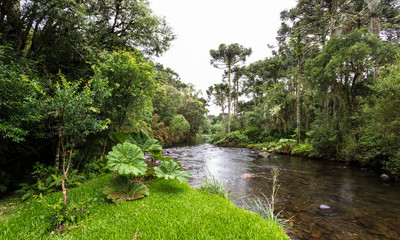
[{"left": 243, "top": 126, "right": 265, "bottom": 143}]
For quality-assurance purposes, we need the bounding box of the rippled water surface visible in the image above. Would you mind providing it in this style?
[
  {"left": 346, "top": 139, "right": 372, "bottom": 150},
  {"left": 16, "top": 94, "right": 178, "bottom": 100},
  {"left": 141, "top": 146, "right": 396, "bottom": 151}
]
[{"left": 165, "top": 138, "right": 400, "bottom": 240}]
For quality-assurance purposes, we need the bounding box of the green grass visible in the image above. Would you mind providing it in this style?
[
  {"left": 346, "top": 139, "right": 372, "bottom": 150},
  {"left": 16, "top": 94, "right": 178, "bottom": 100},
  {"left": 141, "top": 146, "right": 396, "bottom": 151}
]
[
  {"left": 200, "top": 172, "right": 230, "bottom": 200},
  {"left": 0, "top": 174, "right": 289, "bottom": 240}
]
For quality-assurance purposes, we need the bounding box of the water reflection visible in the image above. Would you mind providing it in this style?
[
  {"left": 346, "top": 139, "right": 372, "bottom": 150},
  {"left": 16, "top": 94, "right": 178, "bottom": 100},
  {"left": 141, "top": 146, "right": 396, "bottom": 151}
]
[{"left": 165, "top": 141, "right": 400, "bottom": 240}]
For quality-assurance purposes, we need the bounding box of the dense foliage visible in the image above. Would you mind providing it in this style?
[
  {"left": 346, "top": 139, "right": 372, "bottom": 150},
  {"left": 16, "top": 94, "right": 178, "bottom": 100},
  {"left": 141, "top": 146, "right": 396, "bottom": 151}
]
[
  {"left": 0, "top": 1, "right": 206, "bottom": 196},
  {"left": 208, "top": 0, "right": 400, "bottom": 178}
]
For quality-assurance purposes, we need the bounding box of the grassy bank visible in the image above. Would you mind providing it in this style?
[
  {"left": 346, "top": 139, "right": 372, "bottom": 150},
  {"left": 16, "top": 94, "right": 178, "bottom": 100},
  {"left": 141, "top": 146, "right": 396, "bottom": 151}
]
[
  {"left": 0, "top": 174, "right": 289, "bottom": 240},
  {"left": 213, "top": 133, "right": 312, "bottom": 158}
]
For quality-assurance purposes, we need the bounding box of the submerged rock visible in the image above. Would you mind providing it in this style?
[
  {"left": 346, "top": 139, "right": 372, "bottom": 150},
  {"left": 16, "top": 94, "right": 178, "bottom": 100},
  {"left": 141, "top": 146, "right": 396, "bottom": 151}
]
[
  {"left": 319, "top": 204, "right": 331, "bottom": 210},
  {"left": 356, "top": 216, "right": 373, "bottom": 228},
  {"left": 311, "top": 232, "right": 322, "bottom": 239},
  {"left": 240, "top": 174, "right": 253, "bottom": 179},
  {"left": 258, "top": 152, "right": 270, "bottom": 158},
  {"left": 380, "top": 174, "right": 390, "bottom": 180}
]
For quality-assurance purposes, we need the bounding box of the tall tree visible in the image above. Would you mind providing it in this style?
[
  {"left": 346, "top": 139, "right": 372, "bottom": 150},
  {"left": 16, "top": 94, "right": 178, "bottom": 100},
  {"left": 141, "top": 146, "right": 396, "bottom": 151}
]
[
  {"left": 210, "top": 43, "right": 252, "bottom": 134},
  {"left": 207, "top": 83, "right": 229, "bottom": 135},
  {"left": 231, "top": 66, "right": 245, "bottom": 115}
]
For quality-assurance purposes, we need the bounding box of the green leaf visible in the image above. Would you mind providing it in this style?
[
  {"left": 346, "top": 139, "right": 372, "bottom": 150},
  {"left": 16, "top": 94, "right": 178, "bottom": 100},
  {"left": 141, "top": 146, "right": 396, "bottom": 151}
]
[
  {"left": 107, "top": 142, "right": 147, "bottom": 176},
  {"left": 103, "top": 176, "right": 149, "bottom": 204},
  {"left": 126, "top": 130, "right": 163, "bottom": 159},
  {"left": 155, "top": 160, "right": 191, "bottom": 182},
  {"left": 110, "top": 132, "right": 131, "bottom": 144}
]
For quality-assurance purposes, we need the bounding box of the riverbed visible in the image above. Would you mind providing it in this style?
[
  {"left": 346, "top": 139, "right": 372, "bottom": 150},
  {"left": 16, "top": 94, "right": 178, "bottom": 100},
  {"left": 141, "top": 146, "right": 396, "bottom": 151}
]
[{"left": 165, "top": 138, "right": 400, "bottom": 240}]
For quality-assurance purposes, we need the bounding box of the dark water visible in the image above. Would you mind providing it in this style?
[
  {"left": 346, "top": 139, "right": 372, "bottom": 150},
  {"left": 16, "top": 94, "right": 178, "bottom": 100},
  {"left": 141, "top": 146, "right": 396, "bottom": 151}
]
[{"left": 165, "top": 139, "right": 400, "bottom": 240}]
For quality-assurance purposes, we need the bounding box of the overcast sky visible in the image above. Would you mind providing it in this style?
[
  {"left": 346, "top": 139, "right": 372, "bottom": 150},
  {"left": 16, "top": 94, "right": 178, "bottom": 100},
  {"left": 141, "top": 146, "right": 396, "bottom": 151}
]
[{"left": 149, "top": 0, "right": 297, "bottom": 115}]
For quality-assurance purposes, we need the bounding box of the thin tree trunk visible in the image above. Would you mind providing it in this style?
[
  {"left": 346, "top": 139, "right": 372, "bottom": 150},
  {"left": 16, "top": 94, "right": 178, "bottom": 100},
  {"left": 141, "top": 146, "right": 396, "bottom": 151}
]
[
  {"left": 222, "top": 96, "right": 226, "bottom": 135},
  {"left": 102, "top": 137, "right": 108, "bottom": 157},
  {"left": 227, "top": 67, "right": 232, "bottom": 134},
  {"left": 55, "top": 138, "right": 60, "bottom": 168},
  {"left": 236, "top": 78, "right": 239, "bottom": 115},
  {"left": 365, "top": 0, "right": 380, "bottom": 80},
  {"left": 296, "top": 58, "right": 302, "bottom": 143}
]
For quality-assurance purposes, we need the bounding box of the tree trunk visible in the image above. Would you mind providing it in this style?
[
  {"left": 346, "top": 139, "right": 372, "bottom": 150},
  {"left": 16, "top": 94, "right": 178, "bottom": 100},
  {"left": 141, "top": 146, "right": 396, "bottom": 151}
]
[
  {"left": 102, "top": 137, "right": 108, "bottom": 157},
  {"left": 227, "top": 66, "right": 232, "bottom": 134},
  {"left": 330, "top": 0, "right": 338, "bottom": 36},
  {"left": 296, "top": 58, "right": 302, "bottom": 143},
  {"left": 365, "top": 0, "right": 380, "bottom": 80},
  {"left": 236, "top": 79, "right": 239, "bottom": 115},
  {"left": 222, "top": 95, "right": 226, "bottom": 135},
  {"left": 55, "top": 138, "right": 60, "bottom": 168}
]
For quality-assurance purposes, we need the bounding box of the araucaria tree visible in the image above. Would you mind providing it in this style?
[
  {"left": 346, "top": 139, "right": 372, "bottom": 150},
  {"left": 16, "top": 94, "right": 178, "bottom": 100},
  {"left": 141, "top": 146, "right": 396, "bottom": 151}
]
[{"left": 210, "top": 43, "right": 252, "bottom": 134}]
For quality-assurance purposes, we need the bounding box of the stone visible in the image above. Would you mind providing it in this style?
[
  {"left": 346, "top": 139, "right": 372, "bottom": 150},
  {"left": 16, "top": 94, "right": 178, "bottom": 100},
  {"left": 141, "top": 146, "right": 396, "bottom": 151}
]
[
  {"left": 368, "top": 229, "right": 384, "bottom": 236},
  {"left": 380, "top": 174, "right": 390, "bottom": 180},
  {"left": 319, "top": 204, "right": 330, "bottom": 210},
  {"left": 311, "top": 232, "right": 321, "bottom": 239},
  {"left": 258, "top": 152, "right": 270, "bottom": 158},
  {"left": 357, "top": 216, "right": 372, "bottom": 228},
  {"left": 240, "top": 174, "right": 253, "bottom": 179}
]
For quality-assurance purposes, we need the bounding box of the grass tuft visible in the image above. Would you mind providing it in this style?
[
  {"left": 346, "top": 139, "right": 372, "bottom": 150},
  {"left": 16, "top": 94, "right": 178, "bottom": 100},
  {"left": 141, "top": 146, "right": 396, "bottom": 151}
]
[
  {"left": 199, "top": 171, "right": 230, "bottom": 200},
  {"left": 243, "top": 168, "right": 291, "bottom": 229}
]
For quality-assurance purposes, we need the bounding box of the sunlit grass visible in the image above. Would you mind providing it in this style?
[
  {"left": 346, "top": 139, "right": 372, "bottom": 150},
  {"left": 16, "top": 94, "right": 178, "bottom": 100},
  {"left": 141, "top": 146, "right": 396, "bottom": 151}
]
[{"left": 0, "top": 174, "right": 289, "bottom": 240}]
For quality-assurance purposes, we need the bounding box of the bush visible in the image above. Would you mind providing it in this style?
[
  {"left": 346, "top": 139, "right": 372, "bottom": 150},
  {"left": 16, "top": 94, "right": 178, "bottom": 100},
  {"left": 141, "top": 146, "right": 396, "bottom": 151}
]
[
  {"left": 170, "top": 114, "right": 190, "bottom": 134},
  {"left": 291, "top": 141, "right": 312, "bottom": 157},
  {"left": 243, "top": 126, "right": 265, "bottom": 143}
]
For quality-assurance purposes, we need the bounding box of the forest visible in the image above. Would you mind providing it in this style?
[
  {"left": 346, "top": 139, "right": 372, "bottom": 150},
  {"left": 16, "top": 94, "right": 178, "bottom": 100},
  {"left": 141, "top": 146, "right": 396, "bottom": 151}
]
[
  {"left": 1, "top": 0, "right": 400, "bottom": 239},
  {"left": 0, "top": 0, "right": 208, "bottom": 194},
  {"left": 206, "top": 0, "right": 400, "bottom": 179}
]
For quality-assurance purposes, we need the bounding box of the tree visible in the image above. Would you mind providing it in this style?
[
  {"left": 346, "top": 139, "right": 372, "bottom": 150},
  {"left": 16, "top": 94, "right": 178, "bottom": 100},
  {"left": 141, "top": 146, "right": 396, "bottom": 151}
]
[
  {"left": 207, "top": 83, "right": 229, "bottom": 135},
  {"left": 0, "top": 44, "right": 42, "bottom": 143},
  {"left": 93, "top": 50, "right": 156, "bottom": 132},
  {"left": 363, "top": 56, "right": 400, "bottom": 175},
  {"left": 0, "top": 0, "right": 175, "bottom": 77},
  {"left": 48, "top": 74, "right": 109, "bottom": 205},
  {"left": 210, "top": 43, "right": 252, "bottom": 134},
  {"left": 231, "top": 66, "right": 246, "bottom": 115}
]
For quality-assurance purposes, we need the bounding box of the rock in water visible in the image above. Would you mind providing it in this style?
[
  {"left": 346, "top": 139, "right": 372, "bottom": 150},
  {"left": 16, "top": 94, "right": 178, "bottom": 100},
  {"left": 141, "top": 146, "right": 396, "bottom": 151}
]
[
  {"left": 258, "top": 152, "right": 270, "bottom": 158},
  {"left": 380, "top": 174, "right": 390, "bottom": 180},
  {"left": 240, "top": 174, "right": 253, "bottom": 179},
  {"left": 319, "top": 204, "right": 330, "bottom": 210}
]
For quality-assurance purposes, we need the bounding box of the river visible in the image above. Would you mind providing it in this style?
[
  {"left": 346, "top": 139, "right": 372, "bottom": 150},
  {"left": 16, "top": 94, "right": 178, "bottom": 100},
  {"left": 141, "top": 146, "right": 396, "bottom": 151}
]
[{"left": 165, "top": 138, "right": 400, "bottom": 240}]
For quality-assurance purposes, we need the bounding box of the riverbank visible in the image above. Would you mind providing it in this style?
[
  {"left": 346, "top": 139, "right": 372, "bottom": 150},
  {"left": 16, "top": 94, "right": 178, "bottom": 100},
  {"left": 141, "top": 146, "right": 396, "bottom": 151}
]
[
  {"left": 211, "top": 135, "right": 393, "bottom": 179},
  {"left": 0, "top": 174, "right": 289, "bottom": 239},
  {"left": 165, "top": 141, "right": 400, "bottom": 239}
]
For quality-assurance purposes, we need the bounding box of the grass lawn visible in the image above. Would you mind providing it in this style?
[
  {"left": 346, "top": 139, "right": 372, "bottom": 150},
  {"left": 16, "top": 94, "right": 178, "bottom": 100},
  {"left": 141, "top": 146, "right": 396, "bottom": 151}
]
[{"left": 0, "top": 174, "right": 289, "bottom": 239}]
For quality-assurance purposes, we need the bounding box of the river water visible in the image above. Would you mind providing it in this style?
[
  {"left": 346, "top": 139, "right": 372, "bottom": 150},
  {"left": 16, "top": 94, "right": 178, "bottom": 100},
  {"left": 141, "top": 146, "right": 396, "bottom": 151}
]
[{"left": 165, "top": 138, "right": 400, "bottom": 240}]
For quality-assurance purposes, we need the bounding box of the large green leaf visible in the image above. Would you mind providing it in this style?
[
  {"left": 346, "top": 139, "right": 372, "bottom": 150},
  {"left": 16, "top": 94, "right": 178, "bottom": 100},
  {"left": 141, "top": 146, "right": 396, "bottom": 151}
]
[
  {"left": 110, "top": 132, "right": 130, "bottom": 144},
  {"left": 126, "top": 130, "right": 163, "bottom": 159},
  {"left": 107, "top": 142, "right": 147, "bottom": 176},
  {"left": 103, "top": 175, "right": 149, "bottom": 204},
  {"left": 155, "top": 160, "right": 191, "bottom": 182}
]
